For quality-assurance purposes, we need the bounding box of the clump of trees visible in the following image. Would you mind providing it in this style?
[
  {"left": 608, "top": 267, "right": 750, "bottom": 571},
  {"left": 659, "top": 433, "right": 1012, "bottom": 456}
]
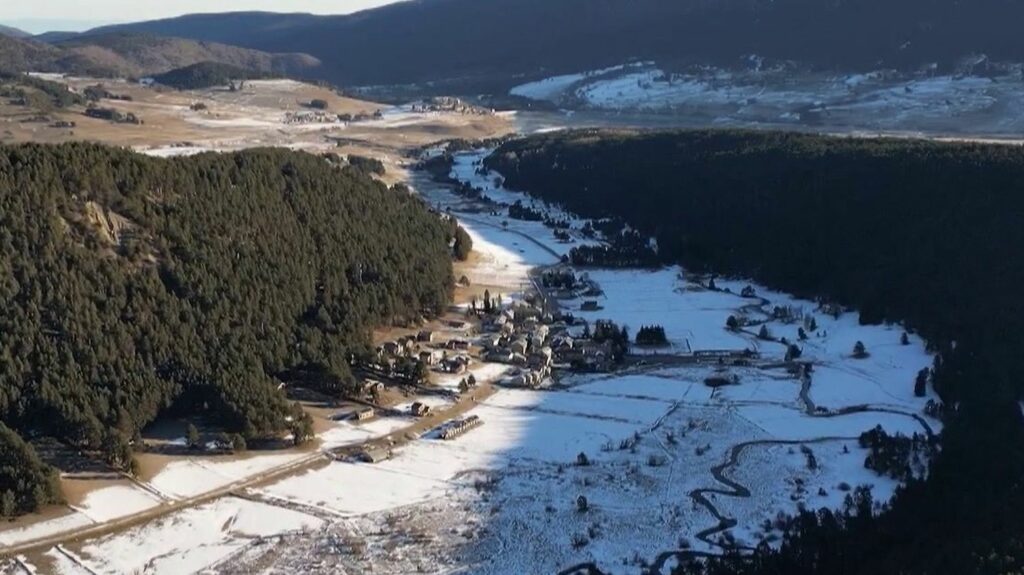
[
  {"left": 635, "top": 325, "right": 668, "bottom": 346},
  {"left": 0, "top": 72, "right": 85, "bottom": 109},
  {"left": 568, "top": 230, "right": 658, "bottom": 267},
  {"left": 0, "top": 423, "right": 63, "bottom": 518},
  {"left": 452, "top": 225, "right": 473, "bottom": 261},
  {"left": 508, "top": 200, "right": 545, "bottom": 221},
  {"left": 914, "top": 368, "right": 930, "bottom": 397},
  {"left": 541, "top": 269, "right": 578, "bottom": 289},
  {"left": 859, "top": 426, "right": 934, "bottom": 481},
  {"left": 152, "top": 62, "right": 270, "bottom": 90},
  {"left": 591, "top": 320, "right": 630, "bottom": 361},
  {"left": 347, "top": 154, "right": 386, "bottom": 176}
]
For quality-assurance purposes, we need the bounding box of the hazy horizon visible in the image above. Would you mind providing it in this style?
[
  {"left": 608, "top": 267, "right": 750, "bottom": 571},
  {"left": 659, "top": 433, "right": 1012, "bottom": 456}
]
[{"left": 1, "top": 1, "right": 403, "bottom": 33}]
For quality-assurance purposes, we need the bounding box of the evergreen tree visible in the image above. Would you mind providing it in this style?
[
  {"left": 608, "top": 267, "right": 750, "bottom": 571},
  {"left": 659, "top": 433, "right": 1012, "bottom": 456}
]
[
  {"left": 186, "top": 424, "right": 201, "bottom": 450},
  {"left": 914, "top": 368, "right": 929, "bottom": 397},
  {"left": 853, "top": 341, "right": 868, "bottom": 358}
]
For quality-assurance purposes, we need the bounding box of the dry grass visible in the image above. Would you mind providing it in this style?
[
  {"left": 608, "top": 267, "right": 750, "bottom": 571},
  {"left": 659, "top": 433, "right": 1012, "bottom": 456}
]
[{"left": 0, "top": 76, "right": 514, "bottom": 158}]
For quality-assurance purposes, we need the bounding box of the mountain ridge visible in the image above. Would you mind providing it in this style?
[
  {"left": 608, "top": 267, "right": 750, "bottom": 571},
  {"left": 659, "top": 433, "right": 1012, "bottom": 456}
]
[
  {"left": 0, "top": 24, "right": 32, "bottom": 39},
  {"left": 0, "top": 31, "right": 319, "bottom": 79},
  {"left": 70, "top": 0, "right": 1024, "bottom": 90}
]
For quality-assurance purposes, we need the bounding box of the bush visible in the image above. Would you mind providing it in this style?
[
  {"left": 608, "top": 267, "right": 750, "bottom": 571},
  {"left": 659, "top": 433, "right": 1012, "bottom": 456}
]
[{"left": 347, "top": 154, "right": 386, "bottom": 176}]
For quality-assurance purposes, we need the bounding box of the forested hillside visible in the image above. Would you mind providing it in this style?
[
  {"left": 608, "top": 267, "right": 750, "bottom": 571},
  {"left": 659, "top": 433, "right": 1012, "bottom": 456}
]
[
  {"left": 0, "top": 32, "right": 319, "bottom": 79},
  {"left": 151, "top": 61, "right": 272, "bottom": 90},
  {"left": 0, "top": 144, "right": 457, "bottom": 516},
  {"left": 487, "top": 131, "right": 1024, "bottom": 573},
  {"left": 89, "top": 0, "right": 1024, "bottom": 89}
]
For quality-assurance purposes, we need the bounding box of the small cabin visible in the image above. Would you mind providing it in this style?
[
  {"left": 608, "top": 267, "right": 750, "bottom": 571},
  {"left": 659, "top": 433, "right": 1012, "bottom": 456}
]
[
  {"left": 510, "top": 339, "right": 529, "bottom": 356},
  {"left": 358, "top": 447, "right": 390, "bottom": 463},
  {"left": 419, "top": 350, "right": 443, "bottom": 366},
  {"left": 360, "top": 380, "right": 385, "bottom": 396},
  {"left": 355, "top": 407, "right": 375, "bottom": 421},
  {"left": 446, "top": 339, "right": 471, "bottom": 351}
]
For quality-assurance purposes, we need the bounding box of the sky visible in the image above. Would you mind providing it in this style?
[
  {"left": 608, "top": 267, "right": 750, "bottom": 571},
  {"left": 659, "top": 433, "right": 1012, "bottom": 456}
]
[{"left": 1, "top": 0, "right": 403, "bottom": 33}]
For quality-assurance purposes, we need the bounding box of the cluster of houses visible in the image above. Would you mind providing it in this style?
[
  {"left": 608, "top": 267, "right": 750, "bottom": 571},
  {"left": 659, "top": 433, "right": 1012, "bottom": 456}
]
[
  {"left": 409, "top": 96, "right": 495, "bottom": 116},
  {"left": 284, "top": 110, "right": 338, "bottom": 125},
  {"left": 371, "top": 328, "right": 476, "bottom": 381},
  {"left": 477, "top": 300, "right": 618, "bottom": 387}
]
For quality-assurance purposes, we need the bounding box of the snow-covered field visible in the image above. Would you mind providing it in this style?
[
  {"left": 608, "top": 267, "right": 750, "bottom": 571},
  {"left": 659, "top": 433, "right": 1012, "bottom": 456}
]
[
  {"left": 74, "top": 485, "right": 163, "bottom": 523},
  {"left": 73, "top": 497, "right": 323, "bottom": 574},
  {"left": 571, "top": 269, "right": 753, "bottom": 352},
  {"left": 147, "top": 452, "right": 309, "bottom": 500},
  {"left": 510, "top": 63, "right": 1024, "bottom": 135},
  {"left": 510, "top": 64, "right": 639, "bottom": 101}
]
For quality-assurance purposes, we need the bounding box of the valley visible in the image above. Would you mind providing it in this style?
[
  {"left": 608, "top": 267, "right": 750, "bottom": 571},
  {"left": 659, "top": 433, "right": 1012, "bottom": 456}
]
[
  {"left": 0, "top": 135, "right": 941, "bottom": 574},
  {"left": 0, "top": 9, "right": 1022, "bottom": 566}
]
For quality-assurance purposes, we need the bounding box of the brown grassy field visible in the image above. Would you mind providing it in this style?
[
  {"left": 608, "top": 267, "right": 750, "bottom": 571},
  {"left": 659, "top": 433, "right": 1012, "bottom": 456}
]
[{"left": 1, "top": 76, "right": 513, "bottom": 159}]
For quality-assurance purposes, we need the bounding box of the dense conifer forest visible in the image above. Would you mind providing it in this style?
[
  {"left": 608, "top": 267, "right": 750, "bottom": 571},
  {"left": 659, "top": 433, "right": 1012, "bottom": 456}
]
[
  {"left": 151, "top": 61, "right": 271, "bottom": 90},
  {"left": 487, "top": 130, "right": 1024, "bottom": 573},
  {"left": 0, "top": 144, "right": 458, "bottom": 516}
]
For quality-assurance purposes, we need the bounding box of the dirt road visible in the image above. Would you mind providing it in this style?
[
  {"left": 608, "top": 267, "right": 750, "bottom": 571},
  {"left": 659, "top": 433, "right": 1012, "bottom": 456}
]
[{"left": 1, "top": 375, "right": 502, "bottom": 560}]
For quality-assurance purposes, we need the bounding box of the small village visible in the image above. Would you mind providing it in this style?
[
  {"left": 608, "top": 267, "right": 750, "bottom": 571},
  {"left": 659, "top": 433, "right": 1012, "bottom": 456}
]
[{"left": 335, "top": 264, "right": 631, "bottom": 464}]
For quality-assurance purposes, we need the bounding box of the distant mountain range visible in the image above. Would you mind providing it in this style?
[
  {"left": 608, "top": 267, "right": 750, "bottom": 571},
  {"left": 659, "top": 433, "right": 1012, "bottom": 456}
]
[
  {"left": 62, "top": 0, "right": 1024, "bottom": 91},
  {"left": 0, "top": 31, "right": 319, "bottom": 79},
  {"left": 5, "top": 0, "right": 1024, "bottom": 92}
]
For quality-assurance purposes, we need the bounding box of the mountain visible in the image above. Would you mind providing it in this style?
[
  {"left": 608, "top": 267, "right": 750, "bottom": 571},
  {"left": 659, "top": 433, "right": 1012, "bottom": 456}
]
[
  {"left": 0, "top": 24, "right": 32, "bottom": 39},
  {"left": 32, "top": 31, "right": 83, "bottom": 43},
  {"left": 0, "top": 35, "right": 62, "bottom": 72},
  {"left": 0, "top": 31, "right": 319, "bottom": 79},
  {"left": 83, "top": 0, "right": 1024, "bottom": 90},
  {"left": 53, "top": 33, "right": 320, "bottom": 78},
  {"left": 87, "top": 12, "right": 326, "bottom": 48}
]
